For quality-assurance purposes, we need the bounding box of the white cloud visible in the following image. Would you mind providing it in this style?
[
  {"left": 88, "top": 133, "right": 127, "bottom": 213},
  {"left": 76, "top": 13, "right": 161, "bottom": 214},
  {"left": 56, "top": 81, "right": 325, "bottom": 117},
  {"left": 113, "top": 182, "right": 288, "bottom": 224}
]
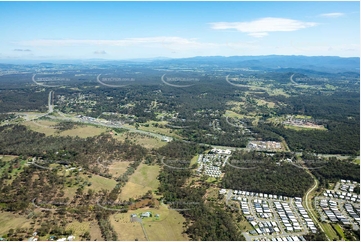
[
  {"left": 248, "top": 32, "right": 268, "bottom": 38},
  {"left": 93, "top": 50, "right": 107, "bottom": 55},
  {"left": 210, "top": 18, "right": 317, "bottom": 37},
  {"left": 13, "top": 49, "right": 31, "bottom": 52},
  {"left": 319, "top": 12, "right": 344, "bottom": 18},
  {"left": 16, "top": 37, "right": 212, "bottom": 48}
]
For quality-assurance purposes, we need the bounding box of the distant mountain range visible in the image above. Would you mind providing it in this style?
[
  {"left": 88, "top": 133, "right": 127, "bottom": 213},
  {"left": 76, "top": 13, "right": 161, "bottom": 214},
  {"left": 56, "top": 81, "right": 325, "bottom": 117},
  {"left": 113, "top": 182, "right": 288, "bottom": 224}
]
[
  {"left": 0, "top": 55, "right": 359, "bottom": 73},
  {"left": 153, "top": 55, "right": 360, "bottom": 73}
]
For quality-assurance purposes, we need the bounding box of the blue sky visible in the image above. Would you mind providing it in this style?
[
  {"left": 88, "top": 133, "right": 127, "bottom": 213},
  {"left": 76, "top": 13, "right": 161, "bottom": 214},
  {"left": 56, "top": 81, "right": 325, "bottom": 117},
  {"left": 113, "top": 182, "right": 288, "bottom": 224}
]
[{"left": 0, "top": 1, "right": 359, "bottom": 60}]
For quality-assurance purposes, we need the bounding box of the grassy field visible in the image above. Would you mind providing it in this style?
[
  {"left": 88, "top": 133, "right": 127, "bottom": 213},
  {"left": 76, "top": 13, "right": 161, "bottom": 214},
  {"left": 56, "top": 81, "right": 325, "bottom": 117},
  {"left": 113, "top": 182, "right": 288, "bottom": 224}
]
[
  {"left": 129, "top": 164, "right": 160, "bottom": 188},
  {"left": 55, "top": 170, "right": 117, "bottom": 198},
  {"left": 110, "top": 219, "right": 146, "bottom": 241},
  {"left": 110, "top": 204, "right": 187, "bottom": 241},
  {"left": 284, "top": 124, "right": 327, "bottom": 131},
  {"left": 265, "top": 88, "right": 290, "bottom": 97},
  {"left": 225, "top": 101, "right": 245, "bottom": 113},
  {"left": 0, "top": 211, "right": 33, "bottom": 235},
  {"left": 23, "top": 120, "right": 58, "bottom": 136},
  {"left": 62, "top": 186, "right": 78, "bottom": 200},
  {"left": 239, "top": 219, "right": 253, "bottom": 231},
  {"left": 223, "top": 109, "right": 262, "bottom": 126},
  {"left": 132, "top": 135, "right": 166, "bottom": 149},
  {"left": 107, "top": 161, "right": 132, "bottom": 178},
  {"left": 23, "top": 120, "right": 107, "bottom": 138},
  {"left": 205, "top": 187, "right": 219, "bottom": 200},
  {"left": 294, "top": 115, "right": 313, "bottom": 119},
  {"left": 332, "top": 223, "right": 345, "bottom": 240},
  {"left": 254, "top": 98, "right": 276, "bottom": 108},
  {"left": 224, "top": 110, "right": 244, "bottom": 119},
  {"left": 322, "top": 222, "right": 339, "bottom": 241},
  {"left": 86, "top": 174, "right": 117, "bottom": 192},
  {"left": 143, "top": 208, "right": 188, "bottom": 241},
  {"left": 60, "top": 125, "right": 106, "bottom": 138},
  {"left": 119, "top": 164, "right": 160, "bottom": 200},
  {"left": 60, "top": 171, "right": 117, "bottom": 197},
  {"left": 7, "top": 159, "right": 27, "bottom": 185},
  {"left": 124, "top": 122, "right": 183, "bottom": 139},
  {"left": 89, "top": 221, "right": 104, "bottom": 241},
  {"left": 65, "top": 221, "right": 91, "bottom": 239},
  {"left": 0, "top": 156, "right": 28, "bottom": 185},
  {"left": 206, "top": 177, "right": 219, "bottom": 184},
  {"left": 190, "top": 154, "right": 199, "bottom": 167},
  {"left": 114, "top": 132, "right": 166, "bottom": 149},
  {"left": 0, "top": 156, "right": 15, "bottom": 177},
  {"left": 0, "top": 155, "right": 18, "bottom": 162},
  {"left": 60, "top": 220, "right": 103, "bottom": 241}
]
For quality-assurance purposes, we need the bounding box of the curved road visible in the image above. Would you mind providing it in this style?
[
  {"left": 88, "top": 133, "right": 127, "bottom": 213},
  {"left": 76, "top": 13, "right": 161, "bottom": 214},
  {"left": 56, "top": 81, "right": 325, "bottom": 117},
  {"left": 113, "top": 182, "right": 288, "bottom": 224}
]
[
  {"left": 303, "top": 167, "right": 330, "bottom": 241},
  {"left": 289, "top": 74, "right": 299, "bottom": 86},
  {"left": 225, "top": 74, "right": 267, "bottom": 90}
]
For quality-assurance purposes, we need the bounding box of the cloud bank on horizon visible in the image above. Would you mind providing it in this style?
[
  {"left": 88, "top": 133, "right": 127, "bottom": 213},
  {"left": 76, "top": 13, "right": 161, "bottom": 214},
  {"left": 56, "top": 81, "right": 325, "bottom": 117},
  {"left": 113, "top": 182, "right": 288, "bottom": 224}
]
[
  {"left": 210, "top": 18, "right": 318, "bottom": 38},
  {"left": 0, "top": 1, "right": 359, "bottom": 60}
]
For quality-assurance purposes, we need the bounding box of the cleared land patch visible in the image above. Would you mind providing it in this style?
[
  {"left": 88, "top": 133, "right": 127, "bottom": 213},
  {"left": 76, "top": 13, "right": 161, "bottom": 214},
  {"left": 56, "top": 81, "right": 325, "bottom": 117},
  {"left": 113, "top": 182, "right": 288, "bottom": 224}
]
[
  {"left": 23, "top": 120, "right": 58, "bottom": 136},
  {"left": 224, "top": 110, "right": 244, "bottom": 119},
  {"left": 65, "top": 221, "right": 91, "bottom": 239},
  {"left": 254, "top": 98, "right": 276, "bottom": 108},
  {"left": 0, "top": 155, "right": 18, "bottom": 161},
  {"left": 124, "top": 122, "right": 182, "bottom": 139},
  {"left": 60, "top": 125, "right": 106, "bottom": 138},
  {"left": 143, "top": 207, "right": 188, "bottom": 241},
  {"left": 110, "top": 218, "right": 146, "bottom": 241},
  {"left": 119, "top": 164, "right": 160, "bottom": 200},
  {"left": 86, "top": 174, "right": 117, "bottom": 192},
  {"left": 23, "top": 120, "right": 107, "bottom": 138},
  {"left": 89, "top": 221, "right": 104, "bottom": 241},
  {"left": 110, "top": 205, "right": 187, "bottom": 241},
  {"left": 107, "top": 161, "right": 132, "bottom": 178},
  {"left": 284, "top": 124, "right": 327, "bottom": 131},
  {"left": 114, "top": 132, "right": 166, "bottom": 149},
  {"left": 0, "top": 211, "right": 32, "bottom": 235}
]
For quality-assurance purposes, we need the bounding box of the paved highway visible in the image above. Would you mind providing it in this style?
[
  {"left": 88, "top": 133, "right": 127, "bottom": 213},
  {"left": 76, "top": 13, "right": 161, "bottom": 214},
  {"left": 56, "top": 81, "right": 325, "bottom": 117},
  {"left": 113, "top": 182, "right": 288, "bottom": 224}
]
[
  {"left": 5, "top": 110, "right": 358, "bottom": 161},
  {"left": 289, "top": 74, "right": 299, "bottom": 86},
  {"left": 48, "top": 91, "right": 54, "bottom": 113},
  {"left": 303, "top": 167, "right": 330, "bottom": 241}
]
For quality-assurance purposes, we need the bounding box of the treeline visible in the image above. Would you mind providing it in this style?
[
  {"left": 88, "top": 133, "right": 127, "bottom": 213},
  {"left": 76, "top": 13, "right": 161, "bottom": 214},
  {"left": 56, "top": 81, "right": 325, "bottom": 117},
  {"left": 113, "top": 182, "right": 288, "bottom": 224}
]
[
  {"left": 0, "top": 124, "right": 147, "bottom": 167},
  {"left": 221, "top": 151, "right": 314, "bottom": 197},
  {"left": 306, "top": 156, "right": 360, "bottom": 184},
  {"left": 0, "top": 87, "right": 48, "bottom": 112},
  {"left": 277, "top": 91, "right": 360, "bottom": 120},
  {"left": 156, "top": 141, "right": 244, "bottom": 240},
  {"left": 272, "top": 91, "right": 359, "bottom": 155},
  {"left": 0, "top": 113, "right": 16, "bottom": 122},
  {"left": 96, "top": 211, "right": 118, "bottom": 241},
  {"left": 53, "top": 121, "right": 79, "bottom": 131},
  {"left": 246, "top": 89, "right": 360, "bottom": 155},
  {"left": 157, "top": 140, "right": 208, "bottom": 160},
  {"left": 256, "top": 121, "right": 359, "bottom": 155}
]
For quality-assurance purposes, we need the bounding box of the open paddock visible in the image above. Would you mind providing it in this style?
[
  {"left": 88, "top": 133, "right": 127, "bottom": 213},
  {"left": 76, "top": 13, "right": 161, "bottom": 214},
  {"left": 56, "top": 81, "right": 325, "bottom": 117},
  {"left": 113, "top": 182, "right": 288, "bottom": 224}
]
[{"left": 119, "top": 164, "right": 160, "bottom": 200}]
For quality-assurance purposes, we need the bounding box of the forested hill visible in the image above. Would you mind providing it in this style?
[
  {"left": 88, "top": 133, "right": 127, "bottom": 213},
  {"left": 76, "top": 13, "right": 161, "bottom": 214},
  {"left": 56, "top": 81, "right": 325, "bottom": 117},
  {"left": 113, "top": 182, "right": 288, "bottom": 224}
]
[{"left": 154, "top": 55, "right": 360, "bottom": 73}]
